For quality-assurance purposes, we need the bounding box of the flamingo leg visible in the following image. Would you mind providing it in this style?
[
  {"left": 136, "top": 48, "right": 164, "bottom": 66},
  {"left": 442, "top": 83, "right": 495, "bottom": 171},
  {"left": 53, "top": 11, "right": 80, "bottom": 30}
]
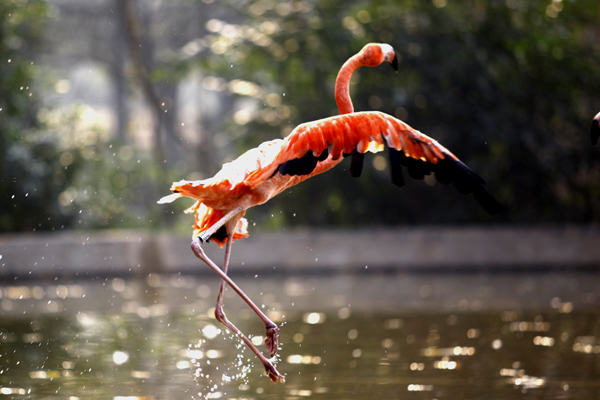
[
  {"left": 217, "top": 233, "right": 280, "bottom": 356},
  {"left": 191, "top": 237, "right": 284, "bottom": 383}
]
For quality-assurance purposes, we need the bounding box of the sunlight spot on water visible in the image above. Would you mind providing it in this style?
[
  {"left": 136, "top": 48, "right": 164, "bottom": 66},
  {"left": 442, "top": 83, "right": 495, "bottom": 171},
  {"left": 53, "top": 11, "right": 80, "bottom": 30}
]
[
  {"left": 112, "top": 278, "right": 126, "bottom": 292},
  {"left": 500, "top": 367, "right": 525, "bottom": 377},
  {"left": 467, "top": 328, "right": 480, "bottom": 338},
  {"left": 146, "top": 274, "right": 161, "bottom": 288},
  {"left": 510, "top": 375, "right": 546, "bottom": 389},
  {"left": 533, "top": 336, "right": 555, "bottom": 347},
  {"left": 29, "top": 370, "right": 60, "bottom": 379},
  {"left": 559, "top": 302, "right": 573, "bottom": 313},
  {"left": 6, "top": 286, "right": 30, "bottom": 299},
  {"left": 0, "top": 388, "right": 27, "bottom": 395},
  {"left": 131, "top": 371, "right": 150, "bottom": 378},
  {"left": 206, "top": 350, "right": 223, "bottom": 359},
  {"left": 187, "top": 349, "right": 204, "bottom": 360},
  {"left": 384, "top": 318, "right": 403, "bottom": 329},
  {"left": 62, "top": 361, "right": 74, "bottom": 369},
  {"left": 251, "top": 336, "right": 263, "bottom": 346},
  {"left": 29, "top": 371, "right": 47, "bottom": 379},
  {"left": 407, "top": 384, "right": 433, "bottom": 391},
  {"left": 267, "top": 310, "right": 285, "bottom": 322},
  {"left": 113, "top": 351, "right": 129, "bottom": 365},
  {"left": 293, "top": 333, "right": 304, "bottom": 343},
  {"left": 337, "top": 307, "right": 351, "bottom": 319},
  {"left": 410, "top": 362, "right": 424, "bottom": 371},
  {"left": 433, "top": 357, "right": 457, "bottom": 370},
  {"left": 303, "top": 312, "right": 326, "bottom": 324},
  {"left": 76, "top": 312, "right": 96, "bottom": 326},
  {"left": 177, "top": 361, "right": 192, "bottom": 369},
  {"left": 509, "top": 321, "right": 550, "bottom": 332},
  {"left": 137, "top": 307, "right": 150, "bottom": 318},
  {"left": 286, "top": 354, "right": 321, "bottom": 364},
  {"left": 572, "top": 336, "right": 600, "bottom": 353},
  {"left": 288, "top": 389, "right": 313, "bottom": 396},
  {"left": 422, "top": 346, "right": 475, "bottom": 357},
  {"left": 22, "top": 333, "right": 43, "bottom": 343},
  {"left": 203, "top": 324, "right": 219, "bottom": 339}
]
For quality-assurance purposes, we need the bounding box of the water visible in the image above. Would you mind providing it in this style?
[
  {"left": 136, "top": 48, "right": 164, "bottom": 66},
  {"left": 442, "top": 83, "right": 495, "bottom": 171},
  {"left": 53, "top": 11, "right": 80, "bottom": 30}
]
[{"left": 1, "top": 271, "right": 599, "bottom": 399}]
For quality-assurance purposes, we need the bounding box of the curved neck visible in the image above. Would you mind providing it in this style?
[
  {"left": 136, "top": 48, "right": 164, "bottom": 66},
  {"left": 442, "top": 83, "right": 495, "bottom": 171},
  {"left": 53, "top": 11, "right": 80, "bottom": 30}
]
[{"left": 335, "top": 54, "right": 363, "bottom": 115}]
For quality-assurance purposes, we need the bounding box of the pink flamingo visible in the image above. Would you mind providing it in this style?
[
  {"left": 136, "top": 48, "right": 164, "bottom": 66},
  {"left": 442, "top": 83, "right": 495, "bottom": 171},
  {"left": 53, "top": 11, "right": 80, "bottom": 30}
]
[{"left": 159, "top": 43, "right": 502, "bottom": 382}]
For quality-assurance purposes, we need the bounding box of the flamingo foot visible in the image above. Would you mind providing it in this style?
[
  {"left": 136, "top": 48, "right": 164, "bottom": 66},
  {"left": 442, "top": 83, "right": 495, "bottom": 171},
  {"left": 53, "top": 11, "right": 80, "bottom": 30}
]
[
  {"left": 264, "top": 324, "right": 279, "bottom": 357},
  {"left": 264, "top": 360, "right": 285, "bottom": 383}
]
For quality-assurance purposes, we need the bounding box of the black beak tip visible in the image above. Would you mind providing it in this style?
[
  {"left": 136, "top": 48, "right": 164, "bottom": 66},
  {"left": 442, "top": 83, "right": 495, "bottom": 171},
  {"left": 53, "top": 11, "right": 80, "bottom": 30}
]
[{"left": 390, "top": 55, "right": 399, "bottom": 72}]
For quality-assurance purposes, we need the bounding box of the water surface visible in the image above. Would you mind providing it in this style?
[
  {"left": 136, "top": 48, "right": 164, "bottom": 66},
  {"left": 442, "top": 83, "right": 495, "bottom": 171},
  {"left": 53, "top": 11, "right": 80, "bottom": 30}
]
[{"left": 1, "top": 271, "right": 599, "bottom": 399}]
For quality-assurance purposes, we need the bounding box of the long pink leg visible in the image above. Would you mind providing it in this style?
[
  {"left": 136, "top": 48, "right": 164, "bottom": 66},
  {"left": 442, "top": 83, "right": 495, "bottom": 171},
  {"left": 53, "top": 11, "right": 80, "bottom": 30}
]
[
  {"left": 216, "top": 233, "right": 279, "bottom": 357},
  {"left": 196, "top": 205, "right": 280, "bottom": 356},
  {"left": 191, "top": 237, "right": 284, "bottom": 383}
]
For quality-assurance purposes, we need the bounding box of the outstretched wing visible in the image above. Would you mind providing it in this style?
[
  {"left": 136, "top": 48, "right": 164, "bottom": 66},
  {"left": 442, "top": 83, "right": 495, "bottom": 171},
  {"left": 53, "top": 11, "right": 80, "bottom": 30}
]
[
  {"left": 245, "top": 111, "right": 503, "bottom": 215},
  {"left": 591, "top": 111, "right": 600, "bottom": 145}
]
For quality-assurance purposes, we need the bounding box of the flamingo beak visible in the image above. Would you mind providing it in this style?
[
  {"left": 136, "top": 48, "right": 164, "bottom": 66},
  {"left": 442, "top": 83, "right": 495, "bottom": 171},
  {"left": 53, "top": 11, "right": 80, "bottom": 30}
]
[
  {"left": 380, "top": 43, "right": 398, "bottom": 72},
  {"left": 390, "top": 54, "right": 399, "bottom": 72}
]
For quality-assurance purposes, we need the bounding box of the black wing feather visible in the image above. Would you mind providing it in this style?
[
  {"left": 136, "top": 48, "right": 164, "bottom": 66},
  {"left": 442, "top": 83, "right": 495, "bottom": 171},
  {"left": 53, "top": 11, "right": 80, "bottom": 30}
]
[
  {"left": 350, "top": 149, "right": 365, "bottom": 178},
  {"left": 392, "top": 146, "right": 503, "bottom": 215},
  {"left": 278, "top": 149, "right": 328, "bottom": 176},
  {"left": 277, "top": 133, "right": 503, "bottom": 215},
  {"left": 388, "top": 147, "right": 405, "bottom": 187},
  {"left": 434, "top": 157, "right": 503, "bottom": 214}
]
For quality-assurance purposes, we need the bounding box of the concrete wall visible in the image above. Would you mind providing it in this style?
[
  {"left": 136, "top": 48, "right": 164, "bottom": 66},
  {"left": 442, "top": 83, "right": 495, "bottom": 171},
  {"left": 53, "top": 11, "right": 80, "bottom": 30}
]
[{"left": 0, "top": 226, "right": 599, "bottom": 279}]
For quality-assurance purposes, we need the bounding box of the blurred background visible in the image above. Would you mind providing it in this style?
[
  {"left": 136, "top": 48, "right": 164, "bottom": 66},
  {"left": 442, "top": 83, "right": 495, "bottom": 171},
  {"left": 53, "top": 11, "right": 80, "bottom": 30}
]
[
  {"left": 2, "top": 2, "right": 600, "bottom": 398},
  {"left": 2, "top": 0, "right": 599, "bottom": 237}
]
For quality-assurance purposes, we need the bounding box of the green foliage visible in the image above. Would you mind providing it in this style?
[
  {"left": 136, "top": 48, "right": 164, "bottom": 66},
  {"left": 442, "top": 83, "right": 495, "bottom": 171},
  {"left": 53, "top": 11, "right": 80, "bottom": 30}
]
[
  {"left": 191, "top": 0, "right": 600, "bottom": 228},
  {"left": 0, "top": 0, "right": 50, "bottom": 231},
  {"left": 33, "top": 104, "right": 171, "bottom": 230},
  {"left": 0, "top": 1, "right": 179, "bottom": 233},
  {"left": 2, "top": 0, "right": 600, "bottom": 234},
  {"left": 2, "top": 101, "right": 170, "bottom": 232}
]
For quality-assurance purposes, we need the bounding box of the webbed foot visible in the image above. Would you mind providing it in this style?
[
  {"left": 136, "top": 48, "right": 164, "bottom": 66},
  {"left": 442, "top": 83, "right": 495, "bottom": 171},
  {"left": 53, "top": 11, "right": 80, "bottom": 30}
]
[
  {"left": 264, "top": 324, "right": 279, "bottom": 357},
  {"left": 264, "top": 361, "right": 285, "bottom": 383}
]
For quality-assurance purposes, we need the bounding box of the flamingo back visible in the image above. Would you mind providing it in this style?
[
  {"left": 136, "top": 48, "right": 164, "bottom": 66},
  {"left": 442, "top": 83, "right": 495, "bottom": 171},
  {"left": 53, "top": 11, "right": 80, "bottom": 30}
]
[{"left": 245, "top": 112, "right": 503, "bottom": 215}]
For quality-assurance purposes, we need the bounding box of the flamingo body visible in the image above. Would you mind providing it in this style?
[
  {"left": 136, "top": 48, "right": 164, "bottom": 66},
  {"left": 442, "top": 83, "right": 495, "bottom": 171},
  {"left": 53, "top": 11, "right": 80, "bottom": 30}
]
[
  {"left": 159, "top": 43, "right": 502, "bottom": 383},
  {"left": 162, "top": 111, "right": 503, "bottom": 246}
]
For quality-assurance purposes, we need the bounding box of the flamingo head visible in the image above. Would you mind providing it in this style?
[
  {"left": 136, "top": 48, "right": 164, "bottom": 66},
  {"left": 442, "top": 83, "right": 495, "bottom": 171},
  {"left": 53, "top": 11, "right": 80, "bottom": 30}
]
[{"left": 359, "top": 43, "right": 398, "bottom": 72}]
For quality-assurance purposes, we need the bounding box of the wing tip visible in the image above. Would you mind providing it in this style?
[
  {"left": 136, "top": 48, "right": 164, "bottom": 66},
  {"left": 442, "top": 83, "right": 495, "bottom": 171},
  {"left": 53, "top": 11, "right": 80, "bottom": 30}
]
[{"left": 157, "top": 192, "right": 181, "bottom": 204}]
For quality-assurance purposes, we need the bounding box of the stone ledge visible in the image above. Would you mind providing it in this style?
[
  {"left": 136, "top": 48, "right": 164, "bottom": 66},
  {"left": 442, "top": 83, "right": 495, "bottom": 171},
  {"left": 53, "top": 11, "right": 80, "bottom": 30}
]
[{"left": 0, "top": 226, "right": 598, "bottom": 278}]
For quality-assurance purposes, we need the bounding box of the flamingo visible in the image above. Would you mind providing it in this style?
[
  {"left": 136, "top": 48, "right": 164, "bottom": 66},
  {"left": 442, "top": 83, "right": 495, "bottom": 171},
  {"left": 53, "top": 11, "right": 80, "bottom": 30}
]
[
  {"left": 592, "top": 111, "right": 600, "bottom": 145},
  {"left": 159, "top": 43, "right": 503, "bottom": 383}
]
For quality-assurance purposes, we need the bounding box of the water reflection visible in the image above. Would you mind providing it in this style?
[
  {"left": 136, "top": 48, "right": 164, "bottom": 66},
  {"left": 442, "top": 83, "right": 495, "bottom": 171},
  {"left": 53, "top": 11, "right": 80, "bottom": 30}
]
[{"left": 0, "top": 271, "right": 599, "bottom": 399}]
